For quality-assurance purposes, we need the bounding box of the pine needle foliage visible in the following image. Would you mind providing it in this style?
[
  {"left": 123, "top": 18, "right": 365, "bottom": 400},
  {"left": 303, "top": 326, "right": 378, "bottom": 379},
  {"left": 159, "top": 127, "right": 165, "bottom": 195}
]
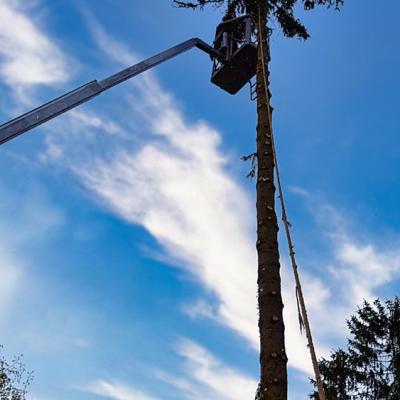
[
  {"left": 310, "top": 298, "right": 400, "bottom": 399},
  {"left": 173, "top": 0, "right": 344, "bottom": 39}
]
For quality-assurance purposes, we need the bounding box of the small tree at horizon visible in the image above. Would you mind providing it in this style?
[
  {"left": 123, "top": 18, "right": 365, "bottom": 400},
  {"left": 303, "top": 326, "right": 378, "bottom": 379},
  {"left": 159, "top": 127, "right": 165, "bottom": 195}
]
[
  {"left": 173, "top": 1, "right": 344, "bottom": 399},
  {"left": 0, "top": 346, "right": 32, "bottom": 400}
]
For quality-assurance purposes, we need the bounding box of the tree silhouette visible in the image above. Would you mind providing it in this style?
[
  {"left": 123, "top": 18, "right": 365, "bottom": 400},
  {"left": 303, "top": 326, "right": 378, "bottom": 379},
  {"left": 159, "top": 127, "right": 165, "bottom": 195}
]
[
  {"left": 311, "top": 298, "right": 400, "bottom": 399},
  {"left": 0, "top": 347, "right": 32, "bottom": 400},
  {"left": 174, "top": 1, "right": 344, "bottom": 399}
]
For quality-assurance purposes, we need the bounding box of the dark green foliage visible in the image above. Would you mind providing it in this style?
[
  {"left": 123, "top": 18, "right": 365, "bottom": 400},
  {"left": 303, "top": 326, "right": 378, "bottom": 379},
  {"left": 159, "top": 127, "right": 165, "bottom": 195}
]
[
  {"left": 0, "top": 347, "right": 32, "bottom": 400},
  {"left": 310, "top": 298, "right": 400, "bottom": 399},
  {"left": 173, "top": 0, "right": 344, "bottom": 39}
]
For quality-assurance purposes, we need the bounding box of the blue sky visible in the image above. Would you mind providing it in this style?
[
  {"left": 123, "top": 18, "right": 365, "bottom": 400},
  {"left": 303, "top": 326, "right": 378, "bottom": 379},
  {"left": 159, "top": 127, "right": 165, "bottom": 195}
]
[{"left": 0, "top": 0, "right": 400, "bottom": 399}]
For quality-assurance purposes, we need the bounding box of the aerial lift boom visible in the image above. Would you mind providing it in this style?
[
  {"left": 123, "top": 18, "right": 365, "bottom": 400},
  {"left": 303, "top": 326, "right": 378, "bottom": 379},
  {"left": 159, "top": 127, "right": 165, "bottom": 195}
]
[
  {"left": 0, "top": 15, "right": 257, "bottom": 146},
  {"left": 0, "top": 38, "right": 222, "bottom": 146}
]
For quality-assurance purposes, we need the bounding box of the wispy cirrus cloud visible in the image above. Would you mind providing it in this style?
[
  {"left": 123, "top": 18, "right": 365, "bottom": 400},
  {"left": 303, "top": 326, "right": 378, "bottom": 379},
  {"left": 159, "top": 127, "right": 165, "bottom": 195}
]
[
  {"left": 0, "top": 0, "right": 68, "bottom": 102},
  {"left": 0, "top": 184, "right": 65, "bottom": 316},
  {"left": 175, "top": 338, "right": 257, "bottom": 400},
  {"left": 81, "top": 380, "right": 159, "bottom": 400},
  {"left": 0, "top": 0, "right": 81, "bottom": 329},
  {"left": 304, "top": 202, "right": 400, "bottom": 336},
  {"left": 82, "top": 339, "right": 256, "bottom": 400},
  {"left": 74, "top": 21, "right": 318, "bottom": 374},
  {"left": 77, "top": 105, "right": 259, "bottom": 345},
  {"left": 0, "top": 251, "right": 21, "bottom": 314},
  {"left": 44, "top": 18, "right": 400, "bottom": 379},
  {"left": 48, "top": 13, "right": 259, "bottom": 356}
]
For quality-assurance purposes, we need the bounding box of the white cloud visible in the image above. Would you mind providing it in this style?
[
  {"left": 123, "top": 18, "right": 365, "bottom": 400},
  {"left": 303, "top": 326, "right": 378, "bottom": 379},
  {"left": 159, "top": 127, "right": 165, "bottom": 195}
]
[
  {"left": 314, "top": 203, "right": 400, "bottom": 316},
  {"left": 68, "top": 110, "right": 122, "bottom": 136},
  {"left": 57, "top": 15, "right": 258, "bottom": 355},
  {"left": 0, "top": 183, "right": 65, "bottom": 320},
  {"left": 40, "top": 108, "right": 125, "bottom": 164},
  {"left": 279, "top": 198, "right": 400, "bottom": 373},
  {"left": 77, "top": 86, "right": 259, "bottom": 349},
  {"left": 287, "top": 185, "right": 311, "bottom": 199},
  {"left": 0, "top": 251, "right": 21, "bottom": 313},
  {"left": 317, "top": 225, "right": 400, "bottom": 334},
  {"left": 335, "top": 240, "right": 399, "bottom": 302},
  {"left": 183, "top": 299, "right": 217, "bottom": 320},
  {"left": 74, "top": 338, "right": 90, "bottom": 349},
  {"left": 59, "top": 24, "right": 327, "bottom": 376},
  {"left": 85, "top": 13, "right": 139, "bottom": 67},
  {"left": 81, "top": 380, "right": 158, "bottom": 400},
  {"left": 81, "top": 340, "right": 256, "bottom": 400},
  {"left": 43, "top": 20, "right": 400, "bottom": 379},
  {"left": 175, "top": 339, "right": 257, "bottom": 400},
  {"left": 76, "top": 24, "right": 325, "bottom": 375},
  {"left": 0, "top": 0, "right": 68, "bottom": 94}
]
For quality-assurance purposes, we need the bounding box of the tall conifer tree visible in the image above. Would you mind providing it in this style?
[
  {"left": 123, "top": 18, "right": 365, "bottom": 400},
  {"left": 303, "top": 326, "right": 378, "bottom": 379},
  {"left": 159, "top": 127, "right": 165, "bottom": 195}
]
[
  {"left": 173, "top": 1, "right": 344, "bottom": 398},
  {"left": 311, "top": 298, "right": 400, "bottom": 399}
]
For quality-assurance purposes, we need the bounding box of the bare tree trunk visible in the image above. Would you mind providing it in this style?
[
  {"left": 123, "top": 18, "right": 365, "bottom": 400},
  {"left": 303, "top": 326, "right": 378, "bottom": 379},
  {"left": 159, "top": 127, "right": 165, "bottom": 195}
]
[{"left": 255, "top": 4, "right": 288, "bottom": 400}]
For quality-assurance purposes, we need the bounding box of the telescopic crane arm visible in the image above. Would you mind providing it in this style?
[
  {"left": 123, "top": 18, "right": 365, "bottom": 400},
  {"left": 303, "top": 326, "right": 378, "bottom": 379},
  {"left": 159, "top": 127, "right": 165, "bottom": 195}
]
[{"left": 0, "top": 38, "right": 221, "bottom": 146}]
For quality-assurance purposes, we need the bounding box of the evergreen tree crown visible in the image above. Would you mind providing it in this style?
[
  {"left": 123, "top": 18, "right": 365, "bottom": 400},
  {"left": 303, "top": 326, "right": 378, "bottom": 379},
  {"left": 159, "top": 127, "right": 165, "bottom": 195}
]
[{"left": 173, "top": 0, "right": 344, "bottom": 39}]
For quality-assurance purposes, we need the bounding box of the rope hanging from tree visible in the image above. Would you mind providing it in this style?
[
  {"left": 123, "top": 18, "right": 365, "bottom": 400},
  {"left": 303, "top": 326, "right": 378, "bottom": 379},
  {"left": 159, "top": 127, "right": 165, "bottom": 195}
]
[{"left": 256, "top": 7, "right": 327, "bottom": 400}]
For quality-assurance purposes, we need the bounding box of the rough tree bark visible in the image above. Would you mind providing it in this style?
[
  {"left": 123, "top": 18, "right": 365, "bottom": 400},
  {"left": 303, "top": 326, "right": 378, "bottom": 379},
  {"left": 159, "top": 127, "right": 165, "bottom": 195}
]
[{"left": 255, "top": 3, "right": 287, "bottom": 399}]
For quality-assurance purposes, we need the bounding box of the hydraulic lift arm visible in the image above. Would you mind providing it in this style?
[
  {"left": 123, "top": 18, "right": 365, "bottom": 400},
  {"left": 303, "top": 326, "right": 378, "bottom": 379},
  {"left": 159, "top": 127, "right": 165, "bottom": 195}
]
[{"left": 0, "top": 38, "right": 221, "bottom": 146}]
